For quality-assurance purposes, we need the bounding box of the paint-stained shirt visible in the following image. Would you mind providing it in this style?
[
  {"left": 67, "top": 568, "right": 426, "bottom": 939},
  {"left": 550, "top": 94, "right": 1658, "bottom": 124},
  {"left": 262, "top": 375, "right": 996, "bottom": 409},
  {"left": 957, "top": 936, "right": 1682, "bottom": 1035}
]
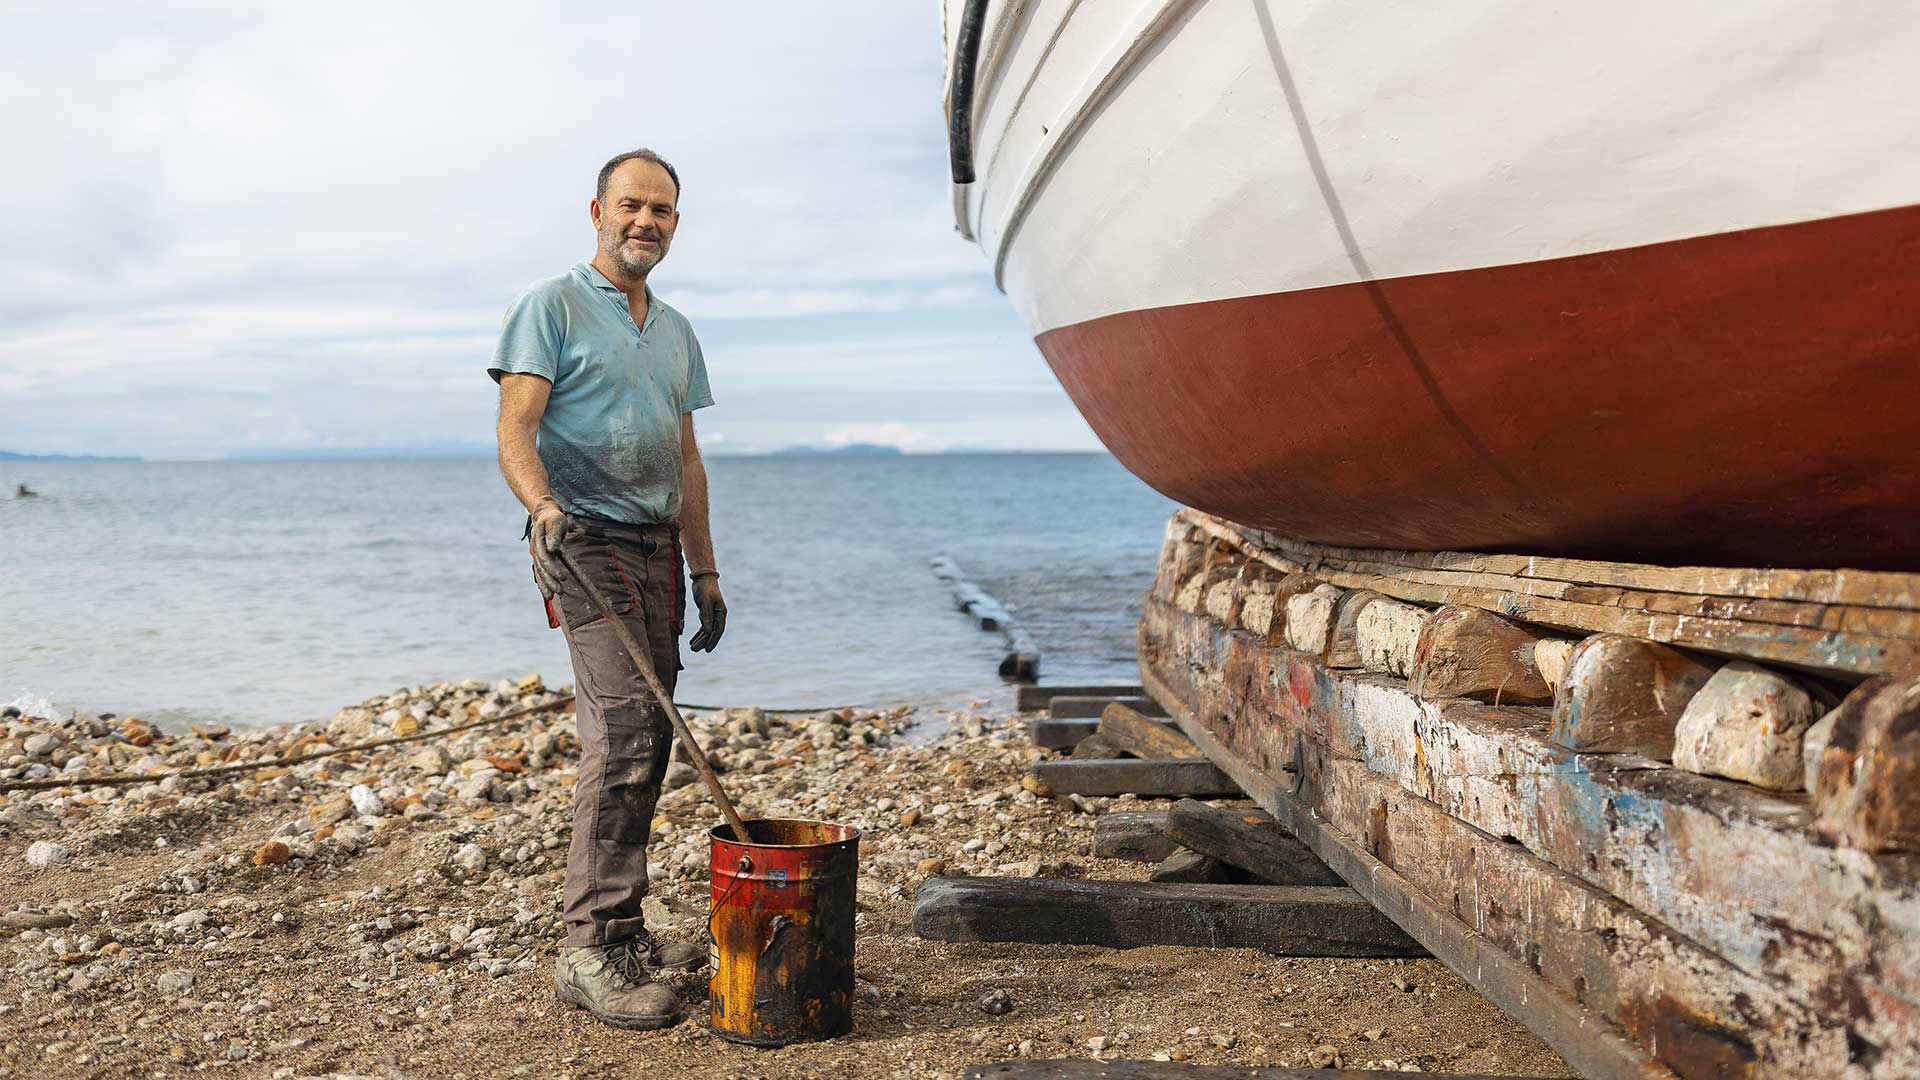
[{"left": 489, "top": 262, "right": 714, "bottom": 525}]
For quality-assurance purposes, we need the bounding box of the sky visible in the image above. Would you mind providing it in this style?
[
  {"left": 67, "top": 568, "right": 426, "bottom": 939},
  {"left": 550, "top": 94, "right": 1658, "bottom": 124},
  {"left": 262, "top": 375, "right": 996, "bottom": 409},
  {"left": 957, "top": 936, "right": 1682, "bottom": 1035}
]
[{"left": 0, "top": 2, "right": 1102, "bottom": 459}]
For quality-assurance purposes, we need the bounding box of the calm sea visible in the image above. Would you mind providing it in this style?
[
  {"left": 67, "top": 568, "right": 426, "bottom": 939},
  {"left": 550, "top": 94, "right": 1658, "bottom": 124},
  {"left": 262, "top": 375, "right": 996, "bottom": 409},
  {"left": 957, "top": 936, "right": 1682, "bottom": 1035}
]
[{"left": 0, "top": 454, "right": 1174, "bottom": 729}]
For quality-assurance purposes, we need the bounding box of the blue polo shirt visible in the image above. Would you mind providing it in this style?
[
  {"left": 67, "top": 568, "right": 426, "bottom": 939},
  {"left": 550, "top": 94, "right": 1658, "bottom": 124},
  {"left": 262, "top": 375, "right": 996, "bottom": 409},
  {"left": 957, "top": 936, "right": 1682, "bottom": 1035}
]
[{"left": 489, "top": 262, "right": 714, "bottom": 525}]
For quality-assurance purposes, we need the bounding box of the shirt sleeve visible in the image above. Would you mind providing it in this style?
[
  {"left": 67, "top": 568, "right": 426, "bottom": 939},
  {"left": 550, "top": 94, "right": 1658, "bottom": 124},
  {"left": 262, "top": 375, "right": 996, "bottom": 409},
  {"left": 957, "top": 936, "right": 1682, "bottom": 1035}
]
[
  {"left": 487, "top": 288, "right": 563, "bottom": 384},
  {"left": 683, "top": 327, "right": 715, "bottom": 413}
]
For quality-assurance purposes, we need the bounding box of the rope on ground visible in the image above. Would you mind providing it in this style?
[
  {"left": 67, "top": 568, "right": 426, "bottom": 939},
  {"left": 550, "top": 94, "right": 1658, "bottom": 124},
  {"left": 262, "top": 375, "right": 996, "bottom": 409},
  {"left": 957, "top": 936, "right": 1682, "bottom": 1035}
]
[{"left": 0, "top": 696, "right": 875, "bottom": 794}]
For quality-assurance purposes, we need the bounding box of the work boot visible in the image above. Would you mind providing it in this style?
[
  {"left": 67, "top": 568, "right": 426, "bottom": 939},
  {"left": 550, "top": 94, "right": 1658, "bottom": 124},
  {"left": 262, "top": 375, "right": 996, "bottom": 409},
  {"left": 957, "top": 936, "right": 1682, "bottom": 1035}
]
[
  {"left": 553, "top": 941, "right": 681, "bottom": 1029},
  {"left": 635, "top": 927, "right": 706, "bottom": 974}
]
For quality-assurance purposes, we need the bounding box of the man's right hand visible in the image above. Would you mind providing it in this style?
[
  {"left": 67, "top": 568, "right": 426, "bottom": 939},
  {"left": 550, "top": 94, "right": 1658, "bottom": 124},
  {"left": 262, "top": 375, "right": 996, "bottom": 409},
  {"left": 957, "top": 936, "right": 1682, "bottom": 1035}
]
[{"left": 529, "top": 498, "right": 571, "bottom": 599}]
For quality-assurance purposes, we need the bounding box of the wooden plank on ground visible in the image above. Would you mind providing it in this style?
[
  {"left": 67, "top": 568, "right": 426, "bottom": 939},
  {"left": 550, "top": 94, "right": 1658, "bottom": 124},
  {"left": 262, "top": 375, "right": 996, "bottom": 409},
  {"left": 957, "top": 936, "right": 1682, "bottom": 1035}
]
[
  {"left": 966, "top": 1061, "right": 1551, "bottom": 1079},
  {"left": 1050, "top": 695, "right": 1166, "bottom": 719},
  {"left": 1164, "top": 798, "right": 1342, "bottom": 886},
  {"left": 1098, "top": 702, "right": 1198, "bottom": 758},
  {"left": 911, "top": 876, "right": 1423, "bottom": 957},
  {"left": 1092, "top": 811, "right": 1178, "bottom": 862},
  {"left": 1026, "top": 717, "right": 1099, "bottom": 750},
  {"left": 1017, "top": 684, "right": 1144, "bottom": 711},
  {"left": 1141, "top": 595, "right": 1920, "bottom": 1077},
  {"left": 1031, "top": 759, "right": 1241, "bottom": 798}
]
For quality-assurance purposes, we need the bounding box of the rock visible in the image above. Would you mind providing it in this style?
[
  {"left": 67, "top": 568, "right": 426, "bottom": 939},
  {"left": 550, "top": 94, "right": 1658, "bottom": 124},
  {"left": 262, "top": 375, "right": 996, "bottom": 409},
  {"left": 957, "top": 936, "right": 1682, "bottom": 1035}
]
[
  {"left": 1212, "top": 1033, "right": 1237, "bottom": 1049},
  {"left": 916, "top": 857, "right": 948, "bottom": 876},
  {"left": 253, "top": 841, "right": 292, "bottom": 866},
  {"left": 25, "top": 840, "right": 73, "bottom": 867},
  {"left": 1087, "top": 1036, "right": 1114, "bottom": 1052},
  {"left": 329, "top": 707, "right": 374, "bottom": 740},
  {"left": 456, "top": 774, "right": 497, "bottom": 801},
  {"left": 898, "top": 809, "right": 922, "bottom": 827},
  {"left": 1308, "top": 1044, "right": 1341, "bottom": 1068},
  {"left": 156, "top": 970, "right": 195, "bottom": 994},
  {"left": 349, "top": 784, "right": 387, "bottom": 817},
  {"left": 309, "top": 795, "right": 354, "bottom": 827},
  {"left": 661, "top": 762, "right": 697, "bottom": 792},
  {"left": 169, "top": 909, "right": 211, "bottom": 933},
  {"left": 408, "top": 746, "right": 453, "bottom": 774},
  {"left": 455, "top": 843, "right": 487, "bottom": 872},
  {"left": 1020, "top": 772, "right": 1052, "bottom": 797},
  {"left": 977, "top": 988, "right": 1014, "bottom": 1015},
  {"left": 962, "top": 838, "right": 987, "bottom": 853},
  {"left": 23, "top": 733, "right": 59, "bottom": 758}
]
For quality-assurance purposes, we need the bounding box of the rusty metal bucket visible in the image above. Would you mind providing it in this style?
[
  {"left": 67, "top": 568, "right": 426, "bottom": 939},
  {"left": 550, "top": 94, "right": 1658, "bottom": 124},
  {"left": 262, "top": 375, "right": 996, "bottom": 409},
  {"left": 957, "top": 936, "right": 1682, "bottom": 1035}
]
[{"left": 707, "top": 818, "right": 860, "bottom": 1046}]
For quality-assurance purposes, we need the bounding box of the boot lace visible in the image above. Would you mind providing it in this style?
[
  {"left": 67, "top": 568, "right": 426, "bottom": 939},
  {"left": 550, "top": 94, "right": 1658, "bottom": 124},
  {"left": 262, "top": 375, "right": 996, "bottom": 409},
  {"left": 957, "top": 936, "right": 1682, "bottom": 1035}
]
[{"left": 606, "top": 938, "right": 653, "bottom": 985}]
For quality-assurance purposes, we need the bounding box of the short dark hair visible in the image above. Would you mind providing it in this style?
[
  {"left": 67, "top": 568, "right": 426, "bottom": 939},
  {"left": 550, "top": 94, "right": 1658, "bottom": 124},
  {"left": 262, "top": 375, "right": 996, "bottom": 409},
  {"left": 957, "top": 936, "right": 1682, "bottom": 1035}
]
[{"left": 597, "top": 148, "right": 680, "bottom": 204}]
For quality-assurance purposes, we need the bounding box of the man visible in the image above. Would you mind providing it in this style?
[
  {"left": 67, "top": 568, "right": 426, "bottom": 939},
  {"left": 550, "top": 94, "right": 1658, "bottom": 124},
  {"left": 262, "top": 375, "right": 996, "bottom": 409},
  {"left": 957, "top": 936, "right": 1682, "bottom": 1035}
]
[{"left": 490, "top": 147, "right": 727, "bottom": 1030}]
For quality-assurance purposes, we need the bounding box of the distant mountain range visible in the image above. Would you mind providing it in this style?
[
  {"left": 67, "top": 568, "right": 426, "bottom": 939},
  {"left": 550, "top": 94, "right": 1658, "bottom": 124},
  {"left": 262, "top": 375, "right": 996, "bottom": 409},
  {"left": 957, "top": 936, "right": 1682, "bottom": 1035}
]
[
  {"left": 0, "top": 449, "right": 140, "bottom": 462},
  {"left": 771, "top": 443, "right": 905, "bottom": 457}
]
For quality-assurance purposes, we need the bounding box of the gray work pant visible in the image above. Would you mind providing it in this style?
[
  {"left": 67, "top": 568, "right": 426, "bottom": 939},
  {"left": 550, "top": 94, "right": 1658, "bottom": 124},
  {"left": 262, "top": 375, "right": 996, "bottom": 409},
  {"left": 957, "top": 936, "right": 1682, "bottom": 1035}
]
[{"left": 546, "top": 516, "right": 684, "bottom": 948}]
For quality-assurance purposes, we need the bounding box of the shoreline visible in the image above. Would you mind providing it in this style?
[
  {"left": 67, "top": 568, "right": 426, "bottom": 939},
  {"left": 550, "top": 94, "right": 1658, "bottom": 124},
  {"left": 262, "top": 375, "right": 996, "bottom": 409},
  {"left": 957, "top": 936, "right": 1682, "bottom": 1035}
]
[{"left": 0, "top": 678, "right": 1570, "bottom": 1078}]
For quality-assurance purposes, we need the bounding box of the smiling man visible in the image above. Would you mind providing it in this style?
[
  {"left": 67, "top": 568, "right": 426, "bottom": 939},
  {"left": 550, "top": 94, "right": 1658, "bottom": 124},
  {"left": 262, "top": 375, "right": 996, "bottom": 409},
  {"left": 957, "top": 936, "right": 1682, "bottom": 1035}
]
[{"left": 489, "top": 147, "right": 726, "bottom": 1030}]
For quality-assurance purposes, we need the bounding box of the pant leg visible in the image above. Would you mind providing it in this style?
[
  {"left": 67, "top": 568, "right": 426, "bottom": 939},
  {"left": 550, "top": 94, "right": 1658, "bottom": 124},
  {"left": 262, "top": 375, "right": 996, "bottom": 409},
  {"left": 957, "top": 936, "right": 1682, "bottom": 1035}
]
[{"left": 556, "top": 526, "right": 682, "bottom": 947}]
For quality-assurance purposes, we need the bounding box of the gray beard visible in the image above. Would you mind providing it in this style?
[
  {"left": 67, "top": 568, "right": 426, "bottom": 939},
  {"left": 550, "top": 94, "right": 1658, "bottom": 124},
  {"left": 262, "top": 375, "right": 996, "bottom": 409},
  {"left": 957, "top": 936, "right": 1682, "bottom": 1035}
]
[{"left": 605, "top": 234, "right": 667, "bottom": 277}]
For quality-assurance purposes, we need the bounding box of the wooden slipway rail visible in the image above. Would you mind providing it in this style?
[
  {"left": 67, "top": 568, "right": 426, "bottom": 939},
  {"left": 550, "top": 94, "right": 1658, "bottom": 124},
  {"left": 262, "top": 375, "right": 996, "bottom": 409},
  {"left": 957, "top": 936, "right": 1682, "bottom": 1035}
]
[{"left": 1143, "top": 511, "right": 1920, "bottom": 1079}]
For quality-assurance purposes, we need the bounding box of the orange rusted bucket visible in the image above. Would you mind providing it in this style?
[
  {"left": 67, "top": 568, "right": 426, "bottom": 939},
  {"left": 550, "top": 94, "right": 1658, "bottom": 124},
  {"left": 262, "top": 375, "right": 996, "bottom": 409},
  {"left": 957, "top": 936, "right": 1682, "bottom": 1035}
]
[{"left": 707, "top": 818, "right": 860, "bottom": 1045}]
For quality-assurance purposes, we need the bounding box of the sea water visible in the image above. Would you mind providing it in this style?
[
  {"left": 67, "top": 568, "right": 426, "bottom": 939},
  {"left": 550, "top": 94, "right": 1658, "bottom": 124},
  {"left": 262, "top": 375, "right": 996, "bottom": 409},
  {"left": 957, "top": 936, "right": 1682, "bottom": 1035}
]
[{"left": 0, "top": 453, "right": 1174, "bottom": 728}]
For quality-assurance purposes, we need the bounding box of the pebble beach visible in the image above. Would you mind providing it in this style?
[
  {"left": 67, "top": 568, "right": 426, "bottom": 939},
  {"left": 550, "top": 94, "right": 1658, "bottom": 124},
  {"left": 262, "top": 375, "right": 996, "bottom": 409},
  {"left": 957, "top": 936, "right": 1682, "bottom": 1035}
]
[{"left": 0, "top": 679, "right": 1572, "bottom": 1079}]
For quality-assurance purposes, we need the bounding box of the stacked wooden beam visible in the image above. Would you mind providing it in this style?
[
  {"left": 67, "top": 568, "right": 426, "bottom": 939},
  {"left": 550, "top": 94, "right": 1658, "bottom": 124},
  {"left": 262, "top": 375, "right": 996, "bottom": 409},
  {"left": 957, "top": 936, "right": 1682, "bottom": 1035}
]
[
  {"left": 915, "top": 692, "right": 1420, "bottom": 960},
  {"left": 1141, "top": 509, "right": 1920, "bottom": 1079}
]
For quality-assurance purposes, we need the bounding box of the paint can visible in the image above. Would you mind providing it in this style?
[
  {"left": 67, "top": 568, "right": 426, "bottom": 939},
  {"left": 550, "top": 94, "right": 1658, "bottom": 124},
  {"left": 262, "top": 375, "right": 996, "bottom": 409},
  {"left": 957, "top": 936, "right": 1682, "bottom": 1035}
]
[{"left": 707, "top": 818, "right": 860, "bottom": 1045}]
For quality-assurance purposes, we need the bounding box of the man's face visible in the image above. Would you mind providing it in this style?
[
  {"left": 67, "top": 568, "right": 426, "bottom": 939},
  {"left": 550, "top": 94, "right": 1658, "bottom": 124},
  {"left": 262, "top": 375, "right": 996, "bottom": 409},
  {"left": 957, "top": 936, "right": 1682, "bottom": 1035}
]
[{"left": 592, "top": 160, "right": 679, "bottom": 278}]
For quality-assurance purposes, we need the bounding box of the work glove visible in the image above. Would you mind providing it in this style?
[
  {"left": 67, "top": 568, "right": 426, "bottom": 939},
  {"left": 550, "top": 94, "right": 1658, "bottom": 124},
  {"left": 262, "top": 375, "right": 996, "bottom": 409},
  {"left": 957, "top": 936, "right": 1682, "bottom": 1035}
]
[
  {"left": 529, "top": 499, "right": 571, "bottom": 600},
  {"left": 689, "top": 573, "right": 727, "bottom": 653}
]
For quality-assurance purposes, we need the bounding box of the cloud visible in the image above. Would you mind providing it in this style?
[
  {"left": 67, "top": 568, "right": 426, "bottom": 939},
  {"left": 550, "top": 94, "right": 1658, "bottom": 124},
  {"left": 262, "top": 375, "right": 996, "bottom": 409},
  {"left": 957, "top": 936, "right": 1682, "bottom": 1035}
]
[{"left": 0, "top": 3, "right": 1084, "bottom": 458}]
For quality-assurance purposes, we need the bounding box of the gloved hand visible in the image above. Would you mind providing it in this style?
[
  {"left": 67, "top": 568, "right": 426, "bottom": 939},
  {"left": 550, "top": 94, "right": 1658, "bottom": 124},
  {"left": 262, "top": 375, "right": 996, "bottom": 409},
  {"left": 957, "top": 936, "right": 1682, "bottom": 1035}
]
[
  {"left": 689, "top": 573, "right": 726, "bottom": 652},
  {"left": 529, "top": 498, "right": 571, "bottom": 599}
]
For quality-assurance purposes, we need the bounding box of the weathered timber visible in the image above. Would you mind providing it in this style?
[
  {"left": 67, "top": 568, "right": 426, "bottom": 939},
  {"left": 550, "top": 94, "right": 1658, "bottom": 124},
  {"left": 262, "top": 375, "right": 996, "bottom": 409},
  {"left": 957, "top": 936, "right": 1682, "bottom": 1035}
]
[
  {"left": 1163, "top": 799, "right": 1342, "bottom": 886},
  {"left": 1199, "top": 509, "right": 1920, "bottom": 614},
  {"left": 1354, "top": 595, "right": 1428, "bottom": 678},
  {"left": 1284, "top": 583, "right": 1342, "bottom": 654},
  {"left": 1816, "top": 676, "right": 1920, "bottom": 852},
  {"left": 1181, "top": 510, "right": 1920, "bottom": 677},
  {"left": 965, "top": 1061, "right": 1550, "bottom": 1079},
  {"left": 1016, "top": 683, "right": 1144, "bottom": 711},
  {"left": 1532, "top": 637, "right": 1579, "bottom": 692},
  {"left": 1141, "top": 595, "right": 1920, "bottom": 1074},
  {"left": 1070, "top": 733, "right": 1128, "bottom": 760},
  {"left": 1141, "top": 672, "right": 1653, "bottom": 1080},
  {"left": 1148, "top": 848, "right": 1234, "bottom": 883},
  {"left": 1099, "top": 702, "right": 1198, "bottom": 759},
  {"left": 1549, "top": 634, "right": 1717, "bottom": 759},
  {"left": 1803, "top": 706, "right": 1840, "bottom": 797},
  {"left": 999, "top": 628, "right": 1040, "bottom": 681},
  {"left": 1673, "top": 661, "right": 1820, "bottom": 790},
  {"left": 1026, "top": 717, "right": 1100, "bottom": 750},
  {"left": 911, "top": 876, "right": 1423, "bottom": 957},
  {"left": 1152, "top": 521, "right": 1205, "bottom": 603},
  {"left": 1049, "top": 695, "right": 1166, "bottom": 719},
  {"left": 1410, "top": 605, "right": 1552, "bottom": 705},
  {"left": 1324, "top": 589, "right": 1387, "bottom": 668},
  {"left": 932, "top": 555, "right": 1041, "bottom": 681},
  {"left": 1091, "top": 811, "right": 1178, "bottom": 862},
  {"left": 1154, "top": 684, "right": 1848, "bottom": 1078},
  {"left": 1029, "top": 759, "right": 1241, "bottom": 798},
  {"left": 1203, "top": 571, "right": 1243, "bottom": 626}
]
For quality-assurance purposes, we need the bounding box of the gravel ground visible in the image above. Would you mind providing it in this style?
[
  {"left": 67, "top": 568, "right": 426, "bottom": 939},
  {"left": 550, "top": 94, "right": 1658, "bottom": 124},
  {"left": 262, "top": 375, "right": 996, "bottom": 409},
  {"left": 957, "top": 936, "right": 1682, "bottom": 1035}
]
[{"left": 0, "top": 678, "right": 1574, "bottom": 1079}]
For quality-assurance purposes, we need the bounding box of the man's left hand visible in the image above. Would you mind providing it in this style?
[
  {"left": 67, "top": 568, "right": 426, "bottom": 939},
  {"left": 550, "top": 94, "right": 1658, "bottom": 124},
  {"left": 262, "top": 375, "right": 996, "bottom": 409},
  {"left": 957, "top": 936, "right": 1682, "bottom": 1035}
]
[{"left": 689, "top": 575, "right": 726, "bottom": 652}]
